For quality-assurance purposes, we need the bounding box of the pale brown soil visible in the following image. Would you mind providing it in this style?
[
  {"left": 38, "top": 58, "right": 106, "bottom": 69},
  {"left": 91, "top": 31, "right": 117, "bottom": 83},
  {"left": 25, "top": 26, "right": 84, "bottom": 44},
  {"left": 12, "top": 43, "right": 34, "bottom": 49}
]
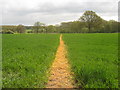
[{"left": 46, "top": 34, "right": 74, "bottom": 88}]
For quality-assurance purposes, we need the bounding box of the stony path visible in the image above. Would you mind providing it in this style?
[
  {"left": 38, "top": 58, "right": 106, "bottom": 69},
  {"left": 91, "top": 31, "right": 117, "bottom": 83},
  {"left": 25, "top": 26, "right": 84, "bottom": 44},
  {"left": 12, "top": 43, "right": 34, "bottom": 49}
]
[{"left": 46, "top": 34, "right": 74, "bottom": 88}]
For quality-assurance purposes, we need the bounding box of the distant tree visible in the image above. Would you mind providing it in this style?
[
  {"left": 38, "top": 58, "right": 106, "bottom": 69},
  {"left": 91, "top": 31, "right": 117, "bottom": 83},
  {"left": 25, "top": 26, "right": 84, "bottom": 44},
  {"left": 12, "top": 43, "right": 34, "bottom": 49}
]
[
  {"left": 33, "top": 22, "right": 45, "bottom": 33},
  {"left": 79, "top": 11, "right": 103, "bottom": 32},
  {"left": 16, "top": 24, "right": 25, "bottom": 33},
  {"left": 46, "top": 25, "right": 56, "bottom": 33},
  {"left": 55, "top": 24, "right": 61, "bottom": 33},
  {"left": 118, "top": 22, "right": 120, "bottom": 33},
  {"left": 81, "top": 27, "right": 89, "bottom": 33},
  {"left": 2, "top": 25, "right": 17, "bottom": 33},
  {"left": 60, "top": 22, "right": 71, "bottom": 33},
  {"left": 59, "top": 21, "right": 85, "bottom": 33},
  {"left": 108, "top": 20, "right": 118, "bottom": 33},
  {"left": 100, "top": 20, "right": 119, "bottom": 33},
  {"left": 70, "top": 21, "right": 85, "bottom": 33}
]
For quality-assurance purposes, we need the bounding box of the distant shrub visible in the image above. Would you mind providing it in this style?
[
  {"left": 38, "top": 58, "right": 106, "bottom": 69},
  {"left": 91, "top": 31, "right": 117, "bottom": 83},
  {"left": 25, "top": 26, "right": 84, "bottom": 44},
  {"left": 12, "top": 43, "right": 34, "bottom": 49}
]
[
  {"left": 2, "top": 30, "right": 14, "bottom": 34},
  {"left": 81, "top": 28, "right": 89, "bottom": 33},
  {"left": 27, "top": 31, "right": 33, "bottom": 33}
]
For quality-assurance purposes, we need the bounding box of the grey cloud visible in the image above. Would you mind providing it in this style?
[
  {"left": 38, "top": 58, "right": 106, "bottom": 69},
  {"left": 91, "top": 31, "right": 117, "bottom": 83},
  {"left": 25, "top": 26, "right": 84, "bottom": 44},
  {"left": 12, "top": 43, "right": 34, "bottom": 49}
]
[
  {"left": 118, "top": 1, "right": 120, "bottom": 21},
  {"left": 2, "top": 1, "right": 118, "bottom": 25},
  {"left": 37, "top": 2, "right": 117, "bottom": 14},
  {"left": 5, "top": 2, "right": 117, "bottom": 15}
]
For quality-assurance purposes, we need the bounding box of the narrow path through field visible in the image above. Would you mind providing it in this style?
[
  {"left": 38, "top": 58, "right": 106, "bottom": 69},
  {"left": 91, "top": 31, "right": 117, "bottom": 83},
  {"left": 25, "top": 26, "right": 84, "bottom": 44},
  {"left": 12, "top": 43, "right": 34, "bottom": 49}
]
[{"left": 46, "top": 34, "right": 74, "bottom": 88}]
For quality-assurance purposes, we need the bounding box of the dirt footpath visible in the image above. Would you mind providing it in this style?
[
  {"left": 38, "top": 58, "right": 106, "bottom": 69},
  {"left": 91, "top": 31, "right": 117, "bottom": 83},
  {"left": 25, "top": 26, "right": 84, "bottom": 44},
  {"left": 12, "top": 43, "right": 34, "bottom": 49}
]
[{"left": 46, "top": 34, "right": 74, "bottom": 88}]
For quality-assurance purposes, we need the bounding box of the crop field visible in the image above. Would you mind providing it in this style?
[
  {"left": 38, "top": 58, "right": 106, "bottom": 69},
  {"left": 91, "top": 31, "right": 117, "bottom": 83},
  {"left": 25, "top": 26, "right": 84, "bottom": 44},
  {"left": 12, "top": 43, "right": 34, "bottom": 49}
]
[
  {"left": 2, "top": 34, "right": 60, "bottom": 88},
  {"left": 63, "top": 33, "right": 118, "bottom": 88},
  {"left": 2, "top": 33, "right": 118, "bottom": 88}
]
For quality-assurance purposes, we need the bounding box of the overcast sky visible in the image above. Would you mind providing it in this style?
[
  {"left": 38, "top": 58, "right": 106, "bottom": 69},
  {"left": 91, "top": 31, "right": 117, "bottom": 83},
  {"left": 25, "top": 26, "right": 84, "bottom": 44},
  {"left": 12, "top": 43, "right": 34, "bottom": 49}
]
[{"left": 0, "top": 0, "right": 119, "bottom": 25}]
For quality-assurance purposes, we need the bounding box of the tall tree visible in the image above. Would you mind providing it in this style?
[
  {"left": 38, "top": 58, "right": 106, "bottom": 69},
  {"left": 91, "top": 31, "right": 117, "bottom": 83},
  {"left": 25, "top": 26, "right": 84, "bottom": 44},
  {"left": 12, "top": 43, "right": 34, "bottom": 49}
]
[
  {"left": 79, "top": 11, "right": 103, "bottom": 32},
  {"left": 33, "top": 22, "right": 45, "bottom": 33},
  {"left": 16, "top": 24, "right": 25, "bottom": 33},
  {"left": 46, "top": 25, "right": 56, "bottom": 33}
]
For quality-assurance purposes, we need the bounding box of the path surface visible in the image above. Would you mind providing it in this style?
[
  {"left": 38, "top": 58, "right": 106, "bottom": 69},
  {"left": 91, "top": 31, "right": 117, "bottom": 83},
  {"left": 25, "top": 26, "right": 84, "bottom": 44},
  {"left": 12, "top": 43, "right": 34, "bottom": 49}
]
[{"left": 46, "top": 34, "right": 74, "bottom": 88}]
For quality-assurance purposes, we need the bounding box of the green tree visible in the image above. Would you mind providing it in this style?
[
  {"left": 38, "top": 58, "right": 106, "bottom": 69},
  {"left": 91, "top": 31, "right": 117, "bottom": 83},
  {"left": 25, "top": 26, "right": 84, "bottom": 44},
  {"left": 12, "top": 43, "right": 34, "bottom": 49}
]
[
  {"left": 33, "top": 22, "right": 45, "bottom": 33},
  {"left": 2, "top": 25, "right": 17, "bottom": 33},
  {"left": 16, "top": 24, "right": 25, "bottom": 33},
  {"left": 46, "top": 25, "right": 56, "bottom": 33},
  {"left": 108, "top": 20, "right": 118, "bottom": 33},
  {"left": 79, "top": 11, "right": 103, "bottom": 32}
]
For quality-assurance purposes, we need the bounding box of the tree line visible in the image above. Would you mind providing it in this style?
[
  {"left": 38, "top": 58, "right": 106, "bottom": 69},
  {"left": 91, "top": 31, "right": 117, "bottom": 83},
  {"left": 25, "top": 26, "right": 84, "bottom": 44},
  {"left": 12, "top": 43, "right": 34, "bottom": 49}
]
[{"left": 1, "top": 11, "right": 120, "bottom": 34}]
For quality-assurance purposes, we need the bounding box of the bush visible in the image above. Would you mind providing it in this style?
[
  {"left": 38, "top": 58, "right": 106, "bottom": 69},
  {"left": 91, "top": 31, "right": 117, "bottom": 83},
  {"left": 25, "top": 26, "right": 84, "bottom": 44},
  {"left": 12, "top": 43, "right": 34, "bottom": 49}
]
[
  {"left": 2, "top": 30, "right": 14, "bottom": 34},
  {"left": 27, "top": 31, "right": 33, "bottom": 33}
]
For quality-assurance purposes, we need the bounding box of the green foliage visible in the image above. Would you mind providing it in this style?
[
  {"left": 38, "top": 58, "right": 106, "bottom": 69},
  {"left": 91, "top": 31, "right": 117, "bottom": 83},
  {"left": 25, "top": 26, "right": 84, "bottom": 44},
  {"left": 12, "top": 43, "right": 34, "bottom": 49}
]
[
  {"left": 57, "top": 11, "right": 119, "bottom": 33},
  {"left": 45, "top": 25, "right": 56, "bottom": 33},
  {"left": 59, "top": 21, "right": 85, "bottom": 33},
  {"left": 33, "top": 22, "right": 45, "bottom": 33},
  {"left": 63, "top": 33, "right": 118, "bottom": 88},
  {"left": 79, "top": 11, "right": 103, "bottom": 32},
  {"left": 2, "top": 25, "right": 17, "bottom": 33},
  {"left": 2, "top": 30, "right": 14, "bottom": 34},
  {"left": 2, "top": 34, "right": 60, "bottom": 88},
  {"left": 1, "top": 11, "right": 119, "bottom": 34},
  {"left": 16, "top": 24, "right": 26, "bottom": 33},
  {"left": 26, "top": 29, "right": 33, "bottom": 33},
  {"left": 81, "top": 28, "right": 89, "bottom": 33},
  {"left": 2, "top": 25, "right": 26, "bottom": 34}
]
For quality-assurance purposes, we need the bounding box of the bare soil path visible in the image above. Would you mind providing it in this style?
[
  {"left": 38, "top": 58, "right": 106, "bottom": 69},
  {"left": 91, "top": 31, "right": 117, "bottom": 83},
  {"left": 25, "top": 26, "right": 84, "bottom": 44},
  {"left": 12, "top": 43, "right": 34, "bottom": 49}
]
[{"left": 46, "top": 34, "right": 74, "bottom": 88}]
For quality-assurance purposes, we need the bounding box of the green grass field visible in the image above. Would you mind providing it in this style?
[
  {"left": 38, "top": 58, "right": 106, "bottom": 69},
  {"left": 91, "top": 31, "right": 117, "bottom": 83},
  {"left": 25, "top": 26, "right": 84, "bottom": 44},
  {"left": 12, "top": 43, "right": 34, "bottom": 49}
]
[
  {"left": 2, "top": 33, "right": 118, "bottom": 88},
  {"left": 63, "top": 33, "right": 118, "bottom": 88},
  {"left": 2, "top": 34, "right": 60, "bottom": 88}
]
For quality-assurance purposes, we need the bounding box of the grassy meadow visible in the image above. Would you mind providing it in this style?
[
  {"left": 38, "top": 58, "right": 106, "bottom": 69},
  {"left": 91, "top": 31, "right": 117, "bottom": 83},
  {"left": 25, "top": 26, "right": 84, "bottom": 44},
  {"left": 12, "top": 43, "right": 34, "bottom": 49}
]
[
  {"left": 2, "top": 34, "right": 60, "bottom": 88},
  {"left": 2, "top": 33, "right": 118, "bottom": 88},
  {"left": 63, "top": 33, "right": 118, "bottom": 88}
]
